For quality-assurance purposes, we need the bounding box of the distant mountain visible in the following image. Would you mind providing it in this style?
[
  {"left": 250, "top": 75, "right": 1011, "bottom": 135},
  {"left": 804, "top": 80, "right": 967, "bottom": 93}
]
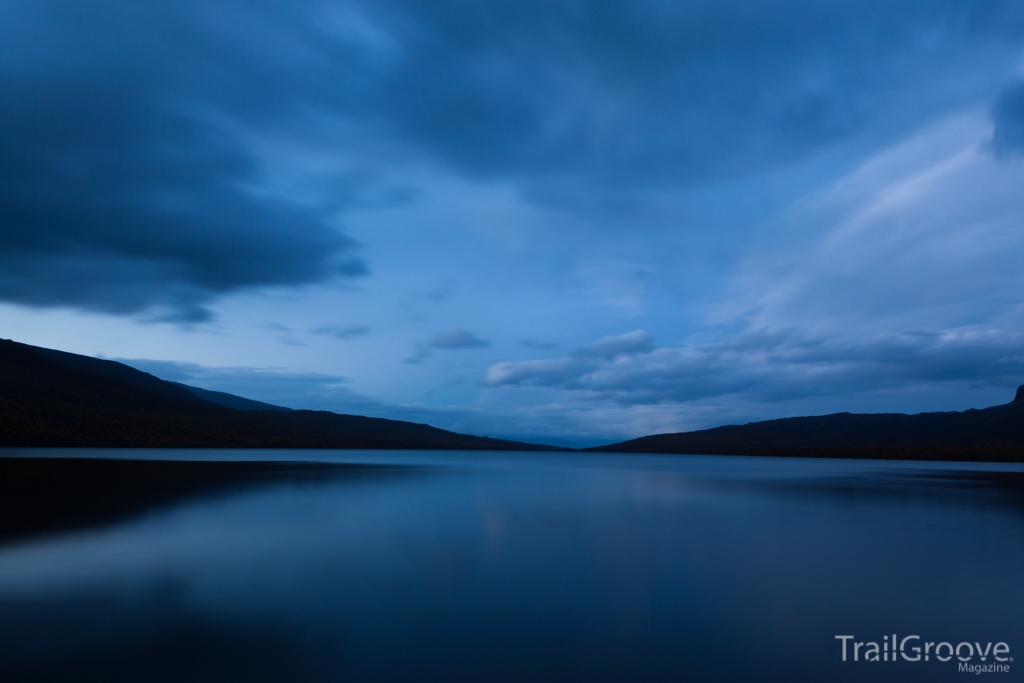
[
  {"left": 591, "top": 387, "right": 1024, "bottom": 461},
  {"left": 0, "top": 339, "right": 559, "bottom": 450}
]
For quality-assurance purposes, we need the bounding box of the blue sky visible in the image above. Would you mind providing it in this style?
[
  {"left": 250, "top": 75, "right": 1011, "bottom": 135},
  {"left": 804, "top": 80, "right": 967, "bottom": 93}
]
[{"left": 3, "top": 1, "right": 1024, "bottom": 446}]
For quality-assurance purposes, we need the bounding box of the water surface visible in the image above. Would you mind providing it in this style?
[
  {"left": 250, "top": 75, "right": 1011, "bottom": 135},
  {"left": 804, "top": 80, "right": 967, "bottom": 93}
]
[{"left": 1, "top": 449, "right": 1021, "bottom": 682}]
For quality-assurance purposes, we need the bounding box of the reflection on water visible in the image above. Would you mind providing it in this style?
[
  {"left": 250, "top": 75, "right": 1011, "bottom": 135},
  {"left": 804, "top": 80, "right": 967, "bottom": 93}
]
[{"left": 0, "top": 450, "right": 1022, "bottom": 682}]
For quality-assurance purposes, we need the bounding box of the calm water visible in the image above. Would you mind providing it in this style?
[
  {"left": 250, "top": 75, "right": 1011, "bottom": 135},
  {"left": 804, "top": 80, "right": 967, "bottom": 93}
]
[{"left": 0, "top": 449, "right": 1022, "bottom": 682}]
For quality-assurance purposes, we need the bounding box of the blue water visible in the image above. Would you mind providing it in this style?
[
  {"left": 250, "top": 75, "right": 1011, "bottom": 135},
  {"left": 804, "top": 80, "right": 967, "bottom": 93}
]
[{"left": 1, "top": 450, "right": 1022, "bottom": 682}]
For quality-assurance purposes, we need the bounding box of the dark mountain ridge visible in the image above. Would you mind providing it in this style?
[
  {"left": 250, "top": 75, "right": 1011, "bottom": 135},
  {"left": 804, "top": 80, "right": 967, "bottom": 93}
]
[
  {"left": 0, "top": 339, "right": 559, "bottom": 450},
  {"left": 170, "top": 383, "right": 292, "bottom": 412},
  {"left": 592, "top": 387, "right": 1024, "bottom": 461},
  {"left": 4, "top": 338, "right": 1023, "bottom": 460}
]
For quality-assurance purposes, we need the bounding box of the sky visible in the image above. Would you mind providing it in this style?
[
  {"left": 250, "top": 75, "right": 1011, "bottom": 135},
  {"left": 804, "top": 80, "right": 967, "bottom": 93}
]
[{"left": 3, "top": 0, "right": 1024, "bottom": 446}]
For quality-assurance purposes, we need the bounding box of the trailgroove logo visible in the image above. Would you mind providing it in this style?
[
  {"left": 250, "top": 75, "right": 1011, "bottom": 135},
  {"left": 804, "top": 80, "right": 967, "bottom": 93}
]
[{"left": 835, "top": 635, "right": 1012, "bottom": 674}]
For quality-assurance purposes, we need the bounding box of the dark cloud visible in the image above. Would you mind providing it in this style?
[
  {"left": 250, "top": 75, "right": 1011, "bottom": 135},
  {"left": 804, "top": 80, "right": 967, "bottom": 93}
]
[
  {"left": 0, "top": 0, "right": 370, "bottom": 319},
  {"left": 429, "top": 327, "right": 489, "bottom": 349},
  {"left": 2, "top": 0, "right": 1023, "bottom": 316},
  {"left": 355, "top": 0, "right": 1024, "bottom": 192},
  {"left": 484, "top": 327, "right": 1024, "bottom": 405},
  {"left": 0, "top": 71, "right": 367, "bottom": 317},
  {"left": 992, "top": 82, "right": 1024, "bottom": 155}
]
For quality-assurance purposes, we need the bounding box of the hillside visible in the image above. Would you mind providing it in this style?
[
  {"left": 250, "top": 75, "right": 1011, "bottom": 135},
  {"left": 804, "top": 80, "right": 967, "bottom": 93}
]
[
  {"left": 0, "top": 339, "right": 558, "bottom": 450},
  {"left": 591, "top": 387, "right": 1024, "bottom": 461}
]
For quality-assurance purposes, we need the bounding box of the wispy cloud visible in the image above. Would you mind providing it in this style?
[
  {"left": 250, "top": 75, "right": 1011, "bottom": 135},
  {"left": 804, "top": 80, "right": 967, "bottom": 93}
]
[
  {"left": 403, "top": 348, "right": 433, "bottom": 365},
  {"left": 992, "top": 81, "right": 1024, "bottom": 156},
  {"left": 311, "top": 324, "right": 371, "bottom": 339},
  {"left": 429, "top": 327, "right": 489, "bottom": 350},
  {"left": 520, "top": 338, "right": 559, "bottom": 351},
  {"left": 483, "top": 116, "right": 1024, "bottom": 410}
]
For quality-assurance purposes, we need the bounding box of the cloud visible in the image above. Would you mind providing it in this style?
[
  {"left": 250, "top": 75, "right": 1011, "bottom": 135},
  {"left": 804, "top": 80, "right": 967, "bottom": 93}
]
[
  {"left": 718, "top": 111, "right": 1024, "bottom": 337},
  {"left": 0, "top": 62, "right": 368, "bottom": 319},
  {"left": 577, "top": 329, "right": 653, "bottom": 359},
  {"left": 429, "top": 326, "right": 489, "bottom": 349},
  {"left": 403, "top": 348, "right": 433, "bottom": 365},
  {"left": 348, "top": 0, "right": 1024, "bottom": 191},
  {"left": 403, "top": 326, "right": 489, "bottom": 363},
  {"left": 483, "top": 326, "right": 1024, "bottom": 406},
  {"left": 3, "top": 0, "right": 1022, "bottom": 320},
  {"left": 311, "top": 324, "right": 370, "bottom": 339},
  {"left": 520, "top": 338, "right": 559, "bottom": 350},
  {"left": 482, "top": 117, "right": 1024, "bottom": 409},
  {"left": 0, "top": 0, "right": 378, "bottom": 320},
  {"left": 484, "top": 330, "right": 653, "bottom": 388},
  {"left": 992, "top": 81, "right": 1024, "bottom": 155},
  {"left": 6, "top": 0, "right": 1024, "bottom": 445}
]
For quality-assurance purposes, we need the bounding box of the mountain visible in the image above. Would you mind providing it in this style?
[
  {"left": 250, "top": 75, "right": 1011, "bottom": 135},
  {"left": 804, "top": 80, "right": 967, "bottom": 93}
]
[
  {"left": 7, "top": 337, "right": 1022, "bottom": 459},
  {"left": 591, "top": 387, "right": 1024, "bottom": 461},
  {"left": 0, "top": 339, "right": 559, "bottom": 450},
  {"left": 170, "top": 383, "right": 293, "bottom": 412}
]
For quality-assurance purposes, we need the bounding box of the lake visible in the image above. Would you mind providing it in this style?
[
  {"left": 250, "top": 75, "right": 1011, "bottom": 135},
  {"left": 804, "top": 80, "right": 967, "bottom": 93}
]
[{"left": 0, "top": 449, "right": 1021, "bottom": 682}]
